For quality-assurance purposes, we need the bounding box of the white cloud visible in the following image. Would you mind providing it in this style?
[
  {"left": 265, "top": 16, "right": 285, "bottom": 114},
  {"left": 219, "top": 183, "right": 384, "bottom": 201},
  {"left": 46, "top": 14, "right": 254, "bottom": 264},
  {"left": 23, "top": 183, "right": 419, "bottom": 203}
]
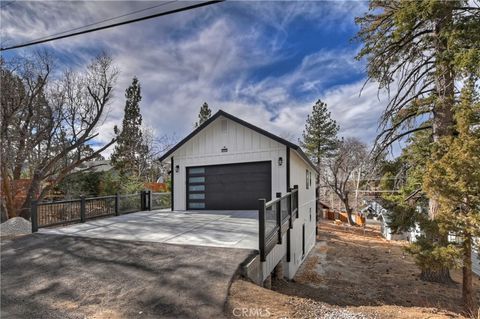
[
  {"left": 1, "top": 1, "right": 382, "bottom": 158},
  {"left": 215, "top": 79, "right": 389, "bottom": 152}
]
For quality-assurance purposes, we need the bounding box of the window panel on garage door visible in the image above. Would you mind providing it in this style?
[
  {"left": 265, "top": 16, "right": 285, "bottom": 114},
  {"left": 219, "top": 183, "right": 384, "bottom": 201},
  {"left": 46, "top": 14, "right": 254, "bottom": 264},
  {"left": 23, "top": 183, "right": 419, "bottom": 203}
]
[{"left": 187, "top": 167, "right": 206, "bottom": 209}]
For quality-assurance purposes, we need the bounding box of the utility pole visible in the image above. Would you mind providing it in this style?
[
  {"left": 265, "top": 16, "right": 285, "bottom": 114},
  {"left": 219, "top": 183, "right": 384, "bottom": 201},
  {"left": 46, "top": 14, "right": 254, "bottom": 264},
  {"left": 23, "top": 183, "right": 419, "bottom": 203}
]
[{"left": 355, "top": 164, "right": 362, "bottom": 211}]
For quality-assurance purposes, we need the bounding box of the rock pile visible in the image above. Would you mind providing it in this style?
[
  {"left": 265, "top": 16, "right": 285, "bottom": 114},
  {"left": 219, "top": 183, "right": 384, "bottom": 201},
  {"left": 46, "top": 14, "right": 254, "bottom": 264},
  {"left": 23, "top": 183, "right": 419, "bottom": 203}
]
[{"left": 0, "top": 217, "right": 32, "bottom": 237}]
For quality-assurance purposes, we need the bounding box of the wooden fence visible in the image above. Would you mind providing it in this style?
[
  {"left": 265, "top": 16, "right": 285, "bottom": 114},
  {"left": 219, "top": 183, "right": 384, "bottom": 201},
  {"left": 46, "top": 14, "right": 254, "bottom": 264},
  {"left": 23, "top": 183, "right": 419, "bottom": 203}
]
[{"left": 326, "top": 210, "right": 365, "bottom": 226}]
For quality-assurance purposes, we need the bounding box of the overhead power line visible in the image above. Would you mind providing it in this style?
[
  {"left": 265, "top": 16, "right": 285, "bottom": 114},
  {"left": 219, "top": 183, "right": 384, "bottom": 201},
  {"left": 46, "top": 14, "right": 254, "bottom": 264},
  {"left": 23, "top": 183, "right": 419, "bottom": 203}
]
[
  {"left": 29, "top": 1, "right": 178, "bottom": 43},
  {"left": 0, "top": 0, "right": 224, "bottom": 52}
]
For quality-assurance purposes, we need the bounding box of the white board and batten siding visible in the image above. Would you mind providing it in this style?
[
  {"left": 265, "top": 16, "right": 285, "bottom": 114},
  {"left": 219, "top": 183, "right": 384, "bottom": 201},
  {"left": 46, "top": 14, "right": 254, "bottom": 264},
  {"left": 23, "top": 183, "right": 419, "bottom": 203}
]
[
  {"left": 286, "top": 150, "right": 316, "bottom": 278},
  {"left": 260, "top": 151, "right": 317, "bottom": 280},
  {"left": 172, "top": 115, "right": 286, "bottom": 210}
]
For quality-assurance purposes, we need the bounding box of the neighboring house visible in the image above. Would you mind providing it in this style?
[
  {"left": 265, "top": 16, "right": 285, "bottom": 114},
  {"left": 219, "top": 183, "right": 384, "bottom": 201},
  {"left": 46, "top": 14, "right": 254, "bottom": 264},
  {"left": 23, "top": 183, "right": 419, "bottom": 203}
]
[
  {"left": 473, "top": 238, "right": 480, "bottom": 277},
  {"left": 449, "top": 235, "right": 480, "bottom": 277},
  {"left": 74, "top": 160, "right": 113, "bottom": 173},
  {"left": 362, "top": 200, "right": 409, "bottom": 241},
  {"left": 363, "top": 200, "right": 480, "bottom": 277},
  {"left": 319, "top": 201, "right": 332, "bottom": 219},
  {"left": 159, "top": 110, "right": 317, "bottom": 279},
  {"left": 380, "top": 211, "right": 409, "bottom": 241}
]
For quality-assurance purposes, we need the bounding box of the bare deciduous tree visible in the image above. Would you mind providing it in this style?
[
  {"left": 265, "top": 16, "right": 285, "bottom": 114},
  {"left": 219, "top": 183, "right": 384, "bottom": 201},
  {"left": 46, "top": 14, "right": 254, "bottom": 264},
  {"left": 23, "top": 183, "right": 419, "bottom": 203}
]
[
  {"left": 322, "top": 137, "right": 368, "bottom": 225},
  {"left": 141, "top": 127, "right": 176, "bottom": 183},
  {"left": 0, "top": 52, "right": 118, "bottom": 219}
]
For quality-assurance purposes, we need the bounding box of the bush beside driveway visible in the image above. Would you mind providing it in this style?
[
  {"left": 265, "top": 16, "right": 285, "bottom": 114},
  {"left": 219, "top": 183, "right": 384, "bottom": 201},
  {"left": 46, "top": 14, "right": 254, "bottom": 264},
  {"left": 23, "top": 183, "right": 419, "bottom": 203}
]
[{"left": 1, "top": 233, "right": 254, "bottom": 319}]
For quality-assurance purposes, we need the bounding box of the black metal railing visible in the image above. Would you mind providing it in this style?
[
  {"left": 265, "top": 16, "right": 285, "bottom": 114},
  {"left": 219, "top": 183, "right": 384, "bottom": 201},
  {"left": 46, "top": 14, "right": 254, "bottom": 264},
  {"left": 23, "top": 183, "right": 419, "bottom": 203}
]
[
  {"left": 150, "top": 192, "right": 172, "bottom": 210},
  {"left": 118, "top": 193, "right": 142, "bottom": 214},
  {"left": 31, "top": 190, "right": 171, "bottom": 232},
  {"left": 258, "top": 185, "right": 298, "bottom": 262},
  {"left": 85, "top": 196, "right": 116, "bottom": 219}
]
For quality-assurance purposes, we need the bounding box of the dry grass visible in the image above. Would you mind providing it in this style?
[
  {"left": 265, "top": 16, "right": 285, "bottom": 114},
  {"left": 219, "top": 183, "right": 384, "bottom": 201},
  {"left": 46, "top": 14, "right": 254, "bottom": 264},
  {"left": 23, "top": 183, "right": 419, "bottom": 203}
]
[{"left": 227, "top": 219, "right": 480, "bottom": 319}]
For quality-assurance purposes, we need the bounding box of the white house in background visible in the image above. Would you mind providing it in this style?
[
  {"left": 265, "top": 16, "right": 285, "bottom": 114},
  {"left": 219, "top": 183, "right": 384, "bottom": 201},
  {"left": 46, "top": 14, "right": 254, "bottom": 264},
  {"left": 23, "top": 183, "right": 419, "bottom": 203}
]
[
  {"left": 364, "top": 201, "right": 480, "bottom": 277},
  {"left": 473, "top": 238, "right": 479, "bottom": 277},
  {"left": 363, "top": 201, "right": 410, "bottom": 241},
  {"left": 159, "top": 110, "right": 317, "bottom": 279},
  {"left": 74, "top": 160, "right": 112, "bottom": 173},
  {"left": 449, "top": 235, "right": 480, "bottom": 277}
]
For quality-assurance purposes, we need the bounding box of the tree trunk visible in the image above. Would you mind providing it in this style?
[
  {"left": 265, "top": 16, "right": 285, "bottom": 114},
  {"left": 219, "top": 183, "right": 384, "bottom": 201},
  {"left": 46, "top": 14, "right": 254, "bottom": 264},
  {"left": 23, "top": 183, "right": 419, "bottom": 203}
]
[
  {"left": 429, "top": 2, "right": 455, "bottom": 219},
  {"left": 420, "top": 267, "right": 452, "bottom": 283},
  {"left": 429, "top": 1, "right": 455, "bottom": 216},
  {"left": 421, "top": 1, "right": 455, "bottom": 284},
  {"left": 315, "top": 168, "right": 321, "bottom": 220},
  {"left": 19, "top": 173, "right": 42, "bottom": 220},
  {"left": 340, "top": 192, "right": 356, "bottom": 226},
  {"left": 462, "top": 234, "right": 477, "bottom": 315},
  {"left": 432, "top": 2, "right": 455, "bottom": 145},
  {"left": 0, "top": 167, "right": 15, "bottom": 219},
  {"left": 345, "top": 208, "right": 355, "bottom": 226},
  {"left": 0, "top": 200, "right": 8, "bottom": 222}
]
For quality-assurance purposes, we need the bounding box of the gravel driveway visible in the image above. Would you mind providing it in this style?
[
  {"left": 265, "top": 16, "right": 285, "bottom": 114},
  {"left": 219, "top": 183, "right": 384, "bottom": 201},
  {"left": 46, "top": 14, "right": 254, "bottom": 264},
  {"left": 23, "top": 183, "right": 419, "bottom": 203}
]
[{"left": 1, "top": 233, "right": 254, "bottom": 319}]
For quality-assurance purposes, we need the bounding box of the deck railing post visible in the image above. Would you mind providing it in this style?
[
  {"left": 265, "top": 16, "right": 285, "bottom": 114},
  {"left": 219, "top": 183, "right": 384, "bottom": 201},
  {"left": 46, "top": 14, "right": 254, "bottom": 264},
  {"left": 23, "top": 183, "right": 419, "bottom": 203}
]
[
  {"left": 140, "top": 191, "right": 145, "bottom": 211},
  {"left": 276, "top": 192, "right": 282, "bottom": 244},
  {"left": 147, "top": 190, "right": 152, "bottom": 211},
  {"left": 80, "top": 196, "right": 86, "bottom": 223},
  {"left": 31, "top": 200, "right": 38, "bottom": 233},
  {"left": 294, "top": 185, "right": 299, "bottom": 218},
  {"left": 287, "top": 187, "right": 293, "bottom": 229},
  {"left": 258, "top": 199, "right": 266, "bottom": 262},
  {"left": 115, "top": 193, "right": 120, "bottom": 216}
]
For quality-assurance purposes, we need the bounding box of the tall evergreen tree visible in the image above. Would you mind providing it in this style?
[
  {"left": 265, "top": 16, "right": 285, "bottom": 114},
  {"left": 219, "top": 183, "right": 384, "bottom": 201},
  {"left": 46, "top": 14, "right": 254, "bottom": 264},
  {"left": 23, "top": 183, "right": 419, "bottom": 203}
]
[
  {"left": 195, "top": 102, "right": 212, "bottom": 128},
  {"left": 301, "top": 100, "right": 339, "bottom": 160},
  {"left": 424, "top": 79, "right": 480, "bottom": 314},
  {"left": 355, "top": 0, "right": 479, "bottom": 283},
  {"left": 300, "top": 99, "right": 339, "bottom": 217},
  {"left": 111, "top": 77, "right": 148, "bottom": 179}
]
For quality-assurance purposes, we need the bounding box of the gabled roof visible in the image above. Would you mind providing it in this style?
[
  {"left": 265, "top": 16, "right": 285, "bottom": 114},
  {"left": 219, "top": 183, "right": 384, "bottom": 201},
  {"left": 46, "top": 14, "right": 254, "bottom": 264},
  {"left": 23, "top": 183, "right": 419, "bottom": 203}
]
[
  {"left": 319, "top": 201, "right": 331, "bottom": 209},
  {"left": 158, "top": 110, "right": 318, "bottom": 173}
]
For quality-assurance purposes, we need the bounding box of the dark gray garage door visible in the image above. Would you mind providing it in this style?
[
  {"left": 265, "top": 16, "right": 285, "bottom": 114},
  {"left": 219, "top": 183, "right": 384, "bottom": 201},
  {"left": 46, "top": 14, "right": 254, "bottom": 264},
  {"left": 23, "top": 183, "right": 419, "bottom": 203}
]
[{"left": 187, "top": 161, "right": 271, "bottom": 210}]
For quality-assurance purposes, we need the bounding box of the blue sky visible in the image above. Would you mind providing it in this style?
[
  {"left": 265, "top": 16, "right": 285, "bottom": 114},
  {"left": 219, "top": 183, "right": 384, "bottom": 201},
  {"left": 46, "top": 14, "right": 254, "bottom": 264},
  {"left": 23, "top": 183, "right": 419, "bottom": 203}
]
[{"left": 1, "top": 1, "right": 394, "bottom": 156}]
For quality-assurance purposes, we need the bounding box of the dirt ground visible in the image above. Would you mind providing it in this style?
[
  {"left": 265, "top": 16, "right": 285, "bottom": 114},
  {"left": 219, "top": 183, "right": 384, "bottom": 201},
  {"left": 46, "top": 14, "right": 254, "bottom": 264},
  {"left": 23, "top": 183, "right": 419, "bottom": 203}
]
[{"left": 227, "top": 219, "right": 480, "bottom": 319}]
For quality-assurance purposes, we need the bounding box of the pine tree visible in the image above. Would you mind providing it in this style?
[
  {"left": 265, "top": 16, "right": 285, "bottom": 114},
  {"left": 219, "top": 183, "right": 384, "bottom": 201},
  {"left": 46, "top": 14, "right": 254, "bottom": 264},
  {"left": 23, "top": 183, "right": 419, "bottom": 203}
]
[
  {"left": 300, "top": 99, "right": 339, "bottom": 219},
  {"left": 379, "top": 129, "right": 460, "bottom": 284},
  {"left": 355, "top": 0, "right": 479, "bottom": 283},
  {"left": 424, "top": 79, "right": 480, "bottom": 314},
  {"left": 378, "top": 80, "right": 480, "bottom": 313},
  {"left": 195, "top": 102, "right": 212, "bottom": 128},
  {"left": 111, "top": 77, "right": 148, "bottom": 183},
  {"left": 301, "top": 99, "right": 339, "bottom": 160}
]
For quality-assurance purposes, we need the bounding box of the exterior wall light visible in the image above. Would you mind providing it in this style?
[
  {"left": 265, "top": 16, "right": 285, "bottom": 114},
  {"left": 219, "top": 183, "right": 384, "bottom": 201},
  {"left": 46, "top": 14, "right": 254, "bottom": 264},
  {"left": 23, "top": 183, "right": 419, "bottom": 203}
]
[
  {"left": 278, "top": 157, "right": 283, "bottom": 166},
  {"left": 221, "top": 146, "right": 228, "bottom": 153},
  {"left": 175, "top": 165, "right": 179, "bottom": 173}
]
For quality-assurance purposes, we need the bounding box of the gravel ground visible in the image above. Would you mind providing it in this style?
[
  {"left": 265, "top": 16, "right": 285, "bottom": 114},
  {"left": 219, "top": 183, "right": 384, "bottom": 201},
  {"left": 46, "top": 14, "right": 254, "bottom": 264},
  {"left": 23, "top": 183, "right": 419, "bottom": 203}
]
[
  {"left": 0, "top": 217, "right": 31, "bottom": 237},
  {"left": 273, "top": 219, "right": 477, "bottom": 318},
  {"left": 288, "top": 298, "right": 377, "bottom": 319},
  {"left": 227, "top": 279, "right": 376, "bottom": 319},
  {"left": 227, "top": 219, "right": 476, "bottom": 318}
]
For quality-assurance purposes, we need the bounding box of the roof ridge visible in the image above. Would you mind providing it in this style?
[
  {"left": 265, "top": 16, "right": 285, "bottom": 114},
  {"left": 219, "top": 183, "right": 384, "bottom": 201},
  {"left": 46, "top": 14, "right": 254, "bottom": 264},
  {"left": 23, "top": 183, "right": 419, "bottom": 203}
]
[{"left": 158, "top": 109, "right": 318, "bottom": 173}]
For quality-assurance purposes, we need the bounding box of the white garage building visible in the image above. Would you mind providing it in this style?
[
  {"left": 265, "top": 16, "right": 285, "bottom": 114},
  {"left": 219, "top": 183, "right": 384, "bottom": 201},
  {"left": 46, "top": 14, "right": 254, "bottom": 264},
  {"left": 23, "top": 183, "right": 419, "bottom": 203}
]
[{"left": 159, "top": 110, "right": 317, "bottom": 280}]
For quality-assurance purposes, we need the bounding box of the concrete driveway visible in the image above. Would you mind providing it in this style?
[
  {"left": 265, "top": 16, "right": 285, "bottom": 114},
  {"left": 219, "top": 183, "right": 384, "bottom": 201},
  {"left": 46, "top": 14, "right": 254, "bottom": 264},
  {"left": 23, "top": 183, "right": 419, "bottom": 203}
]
[
  {"left": 1, "top": 233, "right": 255, "bottom": 319},
  {"left": 39, "top": 210, "right": 259, "bottom": 249}
]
